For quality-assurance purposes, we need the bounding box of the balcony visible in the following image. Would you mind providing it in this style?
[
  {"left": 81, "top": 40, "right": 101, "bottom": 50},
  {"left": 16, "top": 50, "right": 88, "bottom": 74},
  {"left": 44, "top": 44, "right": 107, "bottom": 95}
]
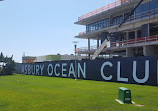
[{"left": 77, "top": 35, "right": 158, "bottom": 54}]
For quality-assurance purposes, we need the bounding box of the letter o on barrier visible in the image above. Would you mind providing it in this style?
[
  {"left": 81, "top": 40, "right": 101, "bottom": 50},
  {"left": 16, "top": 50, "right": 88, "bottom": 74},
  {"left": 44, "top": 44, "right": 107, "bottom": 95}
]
[
  {"left": 101, "top": 62, "right": 113, "bottom": 80},
  {"left": 47, "top": 64, "right": 53, "bottom": 76}
]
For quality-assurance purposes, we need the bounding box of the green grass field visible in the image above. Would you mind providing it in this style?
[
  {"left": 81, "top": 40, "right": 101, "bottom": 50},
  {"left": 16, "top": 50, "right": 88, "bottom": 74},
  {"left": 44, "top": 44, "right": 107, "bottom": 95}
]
[{"left": 0, "top": 74, "right": 158, "bottom": 111}]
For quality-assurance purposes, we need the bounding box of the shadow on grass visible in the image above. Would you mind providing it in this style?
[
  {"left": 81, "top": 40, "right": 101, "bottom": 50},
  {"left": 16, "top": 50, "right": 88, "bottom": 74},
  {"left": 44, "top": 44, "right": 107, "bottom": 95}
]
[{"left": 0, "top": 74, "right": 13, "bottom": 76}]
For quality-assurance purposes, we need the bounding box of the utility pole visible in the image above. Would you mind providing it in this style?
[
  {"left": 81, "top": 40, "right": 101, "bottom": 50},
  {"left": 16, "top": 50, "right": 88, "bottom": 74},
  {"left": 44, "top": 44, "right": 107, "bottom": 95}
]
[{"left": 72, "top": 41, "right": 79, "bottom": 80}]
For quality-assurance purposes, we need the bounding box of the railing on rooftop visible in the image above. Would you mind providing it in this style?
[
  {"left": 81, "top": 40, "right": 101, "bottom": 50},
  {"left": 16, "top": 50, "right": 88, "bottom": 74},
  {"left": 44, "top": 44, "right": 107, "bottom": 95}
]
[
  {"left": 77, "top": 35, "right": 158, "bottom": 53},
  {"left": 78, "top": 8, "right": 158, "bottom": 36},
  {"left": 78, "top": 0, "right": 132, "bottom": 21}
]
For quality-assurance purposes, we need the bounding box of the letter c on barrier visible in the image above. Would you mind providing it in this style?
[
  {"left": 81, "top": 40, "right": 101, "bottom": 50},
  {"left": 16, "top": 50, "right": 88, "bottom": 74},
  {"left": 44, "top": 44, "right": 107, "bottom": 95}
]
[{"left": 101, "top": 62, "right": 113, "bottom": 80}]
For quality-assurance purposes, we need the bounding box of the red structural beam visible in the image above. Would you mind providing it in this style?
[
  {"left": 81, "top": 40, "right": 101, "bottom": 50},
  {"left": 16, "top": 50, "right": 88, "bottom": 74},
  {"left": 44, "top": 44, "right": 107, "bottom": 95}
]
[{"left": 78, "top": 35, "right": 158, "bottom": 52}]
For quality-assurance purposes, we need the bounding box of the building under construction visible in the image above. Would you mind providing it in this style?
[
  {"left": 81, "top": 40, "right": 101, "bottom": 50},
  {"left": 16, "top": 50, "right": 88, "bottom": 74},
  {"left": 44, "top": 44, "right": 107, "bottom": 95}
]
[{"left": 75, "top": 0, "right": 158, "bottom": 59}]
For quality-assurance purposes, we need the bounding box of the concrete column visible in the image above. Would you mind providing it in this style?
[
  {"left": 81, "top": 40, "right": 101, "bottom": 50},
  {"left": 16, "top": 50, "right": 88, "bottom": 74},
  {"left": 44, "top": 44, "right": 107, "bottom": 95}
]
[
  {"left": 110, "top": 16, "right": 113, "bottom": 26},
  {"left": 88, "top": 38, "right": 90, "bottom": 51},
  {"left": 126, "top": 47, "right": 134, "bottom": 57},
  {"left": 88, "top": 38, "right": 90, "bottom": 59},
  {"left": 143, "top": 46, "right": 156, "bottom": 56},
  {"left": 141, "top": 24, "right": 150, "bottom": 37},
  {"left": 126, "top": 32, "right": 129, "bottom": 40},
  {"left": 135, "top": 30, "right": 138, "bottom": 39},
  {"left": 97, "top": 36, "right": 99, "bottom": 48}
]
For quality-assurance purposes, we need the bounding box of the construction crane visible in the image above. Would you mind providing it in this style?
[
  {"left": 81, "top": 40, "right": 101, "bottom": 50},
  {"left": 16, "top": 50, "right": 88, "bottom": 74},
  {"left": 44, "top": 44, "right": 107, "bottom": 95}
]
[{"left": 92, "top": 0, "right": 144, "bottom": 60}]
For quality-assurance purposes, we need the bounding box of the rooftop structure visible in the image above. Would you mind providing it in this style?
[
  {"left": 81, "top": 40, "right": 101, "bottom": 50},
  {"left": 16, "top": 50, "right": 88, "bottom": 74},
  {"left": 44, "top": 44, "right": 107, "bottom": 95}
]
[
  {"left": 75, "top": 0, "right": 158, "bottom": 59},
  {"left": 77, "top": 0, "right": 132, "bottom": 22},
  {"left": 22, "top": 56, "right": 36, "bottom": 63},
  {"left": 22, "top": 54, "right": 87, "bottom": 63}
]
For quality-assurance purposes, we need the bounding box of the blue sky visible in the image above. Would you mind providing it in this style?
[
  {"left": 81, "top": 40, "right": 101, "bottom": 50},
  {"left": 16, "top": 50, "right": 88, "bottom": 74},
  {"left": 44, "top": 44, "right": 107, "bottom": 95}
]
[{"left": 0, "top": 0, "right": 116, "bottom": 62}]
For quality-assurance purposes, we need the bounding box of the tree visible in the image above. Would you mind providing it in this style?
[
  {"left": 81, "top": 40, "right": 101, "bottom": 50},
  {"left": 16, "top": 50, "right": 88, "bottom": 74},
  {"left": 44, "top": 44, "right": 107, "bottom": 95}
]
[
  {"left": 0, "top": 52, "right": 15, "bottom": 75},
  {"left": 0, "top": 52, "right": 4, "bottom": 62}
]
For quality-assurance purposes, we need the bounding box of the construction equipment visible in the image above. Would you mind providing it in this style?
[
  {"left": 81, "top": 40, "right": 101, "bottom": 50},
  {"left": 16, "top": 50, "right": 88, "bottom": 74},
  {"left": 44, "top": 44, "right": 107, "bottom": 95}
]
[{"left": 91, "top": 0, "right": 144, "bottom": 60}]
